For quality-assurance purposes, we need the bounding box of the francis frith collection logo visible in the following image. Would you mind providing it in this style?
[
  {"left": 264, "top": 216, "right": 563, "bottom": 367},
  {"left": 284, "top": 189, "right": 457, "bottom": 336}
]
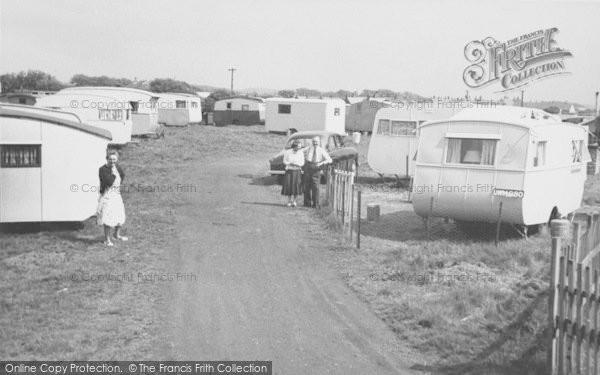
[{"left": 463, "top": 27, "right": 572, "bottom": 92}]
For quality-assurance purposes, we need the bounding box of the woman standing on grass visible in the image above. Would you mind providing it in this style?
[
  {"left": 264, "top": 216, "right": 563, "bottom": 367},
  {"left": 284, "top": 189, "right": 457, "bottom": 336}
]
[
  {"left": 281, "top": 140, "right": 305, "bottom": 207},
  {"left": 97, "top": 150, "right": 128, "bottom": 246}
]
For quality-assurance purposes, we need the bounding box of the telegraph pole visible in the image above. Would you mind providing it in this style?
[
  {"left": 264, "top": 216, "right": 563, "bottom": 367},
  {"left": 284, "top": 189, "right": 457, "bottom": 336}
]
[
  {"left": 520, "top": 90, "right": 524, "bottom": 107},
  {"left": 228, "top": 68, "right": 236, "bottom": 94}
]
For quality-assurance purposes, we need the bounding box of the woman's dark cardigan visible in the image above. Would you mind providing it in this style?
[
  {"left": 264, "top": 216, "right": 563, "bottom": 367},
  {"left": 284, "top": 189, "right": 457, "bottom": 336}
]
[{"left": 99, "top": 164, "right": 125, "bottom": 195}]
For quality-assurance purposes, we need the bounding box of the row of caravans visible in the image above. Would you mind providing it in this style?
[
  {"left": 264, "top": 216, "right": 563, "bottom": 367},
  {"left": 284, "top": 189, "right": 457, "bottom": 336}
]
[
  {"left": 0, "top": 88, "right": 204, "bottom": 224},
  {"left": 370, "top": 105, "right": 590, "bottom": 226},
  {"left": 34, "top": 87, "right": 203, "bottom": 145}
]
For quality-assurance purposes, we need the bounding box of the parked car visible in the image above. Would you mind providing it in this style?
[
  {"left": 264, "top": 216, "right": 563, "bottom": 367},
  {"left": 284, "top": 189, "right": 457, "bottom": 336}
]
[{"left": 269, "top": 131, "right": 359, "bottom": 183}]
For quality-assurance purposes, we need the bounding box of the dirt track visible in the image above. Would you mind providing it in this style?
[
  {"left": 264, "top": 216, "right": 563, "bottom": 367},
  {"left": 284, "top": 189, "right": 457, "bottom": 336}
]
[{"left": 164, "top": 154, "right": 418, "bottom": 374}]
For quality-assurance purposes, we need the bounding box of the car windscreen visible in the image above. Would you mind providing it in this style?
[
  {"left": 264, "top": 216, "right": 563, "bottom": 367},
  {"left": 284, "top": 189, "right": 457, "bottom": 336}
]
[{"left": 285, "top": 135, "right": 327, "bottom": 149}]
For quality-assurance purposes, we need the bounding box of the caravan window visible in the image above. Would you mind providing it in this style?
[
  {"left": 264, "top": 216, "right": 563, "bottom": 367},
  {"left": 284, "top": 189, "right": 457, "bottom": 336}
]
[
  {"left": 99, "top": 109, "right": 123, "bottom": 121},
  {"left": 241, "top": 104, "right": 249, "bottom": 111},
  {"left": 334, "top": 108, "right": 340, "bottom": 116},
  {"left": 446, "top": 138, "right": 497, "bottom": 166},
  {"left": 278, "top": 104, "right": 291, "bottom": 114},
  {"left": 534, "top": 141, "right": 546, "bottom": 167},
  {"left": 1, "top": 145, "right": 41, "bottom": 168},
  {"left": 226, "top": 102, "right": 232, "bottom": 109},
  {"left": 377, "top": 119, "right": 390, "bottom": 135},
  {"left": 176, "top": 100, "right": 187, "bottom": 109},
  {"left": 191, "top": 102, "right": 199, "bottom": 108},
  {"left": 390, "top": 121, "right": 417, "bottom": 136}
]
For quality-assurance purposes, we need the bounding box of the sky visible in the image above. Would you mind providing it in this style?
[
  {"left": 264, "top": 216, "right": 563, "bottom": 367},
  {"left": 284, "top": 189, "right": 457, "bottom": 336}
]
[{"left": 1, "top": 0, "right": 599, "bottom": 106}]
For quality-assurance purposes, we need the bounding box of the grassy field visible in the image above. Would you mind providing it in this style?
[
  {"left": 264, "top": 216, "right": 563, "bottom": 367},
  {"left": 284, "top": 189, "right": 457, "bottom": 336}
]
[{"left": 0, "top": 125, "right": 284, "bottom": 359}]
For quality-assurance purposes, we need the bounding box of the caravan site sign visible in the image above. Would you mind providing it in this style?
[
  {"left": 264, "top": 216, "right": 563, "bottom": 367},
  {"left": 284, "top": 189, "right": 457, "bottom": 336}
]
[{"left": 463, "top": 28, "right": 572, "bottom": 92}]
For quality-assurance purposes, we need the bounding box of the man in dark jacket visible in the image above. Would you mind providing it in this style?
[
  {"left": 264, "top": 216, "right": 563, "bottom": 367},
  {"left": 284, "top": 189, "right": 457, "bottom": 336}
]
[{"left": 303, "top": 136, "right": 332, "bottom": 207}]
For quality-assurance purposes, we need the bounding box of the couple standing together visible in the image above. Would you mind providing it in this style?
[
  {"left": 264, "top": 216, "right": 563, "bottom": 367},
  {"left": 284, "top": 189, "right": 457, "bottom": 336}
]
[{"left": 281, "top": 136, "right": 332, "bottom": 207}]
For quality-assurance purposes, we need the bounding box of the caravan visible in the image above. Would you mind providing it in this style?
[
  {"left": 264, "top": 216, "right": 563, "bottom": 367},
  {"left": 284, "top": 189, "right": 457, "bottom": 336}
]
[
  {"left": 36, "top": 92, "right": 133, "bottom": 145},
  {"left": 0, "top": 105, "right": 111, "bottom": 223},
  {"left": 213, "top": 97, "right": 265, "bottom": 126},
  {"left": 157, "top": 93, "right": 202, "bottom": 126},
  {"left": 368, "top": 106, "right": 458, "bottom": 177},
  {"left": 265, "top": 98, "right": 345, "bottom": 134},
  {"left": 412, "top": 106, "right": 590, "bottom": 226},
  {"left": 61, "top": 87, "right": 160, "bottom": 136}
]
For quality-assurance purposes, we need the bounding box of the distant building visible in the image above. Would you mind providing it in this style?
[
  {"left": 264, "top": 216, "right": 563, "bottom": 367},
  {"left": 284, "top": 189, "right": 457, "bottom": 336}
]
[{"left": 345, "top": 97, "right": 391, "bottom": 132}]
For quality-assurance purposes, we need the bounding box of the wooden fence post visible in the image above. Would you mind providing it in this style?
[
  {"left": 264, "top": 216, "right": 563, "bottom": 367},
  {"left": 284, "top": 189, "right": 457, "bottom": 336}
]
[
  {"left": 349, "top": 184, "right": 354, "bottom": 241},
  {"left": 341, "top": 174, "right": 346, "bottom": 225},
  {"left": 426, "top": 197, "right": 433, "bottom": 240},
  {"left": 357, "top": 190, "right": 361, "bottom": 249},
  {"left": 573, "top": 221, "right": 582, "bottom": 261},
  {"left": 549, "top": 219, "right": 570, "bottom": 375},
  {"left": 495, "top": 202, "right": 503, "bottom": 247}
]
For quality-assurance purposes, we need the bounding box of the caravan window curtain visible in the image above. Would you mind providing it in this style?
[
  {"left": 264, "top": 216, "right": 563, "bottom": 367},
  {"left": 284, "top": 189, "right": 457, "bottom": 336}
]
[
  {"left": 534, "top": 141, "right": 546, "bottom": 167},
  {"left": 572, "top": 140, "right": 583, "bottom": 163},
  {"left": 446, "top": 138, "right": 461, "bottom": 163},
  {"left": 1, "top": 145, "right": 41, "bottom": 168},
  {"left": 481, "top": 140, "right": 495, "bottom": 165}
]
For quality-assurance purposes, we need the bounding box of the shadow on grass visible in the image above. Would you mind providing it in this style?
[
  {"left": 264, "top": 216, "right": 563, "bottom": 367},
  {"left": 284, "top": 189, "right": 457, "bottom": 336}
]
[
  {"left": 410, "top": 291, "right": 548, "bottom": 375},
  {"left": 236, "top": 173, "right": 280, "bottom": 186},
  {"left": 359, "top": 211, "right": 526, "bottom": 243},
  {"left": 355, "top": 175, "right": 399, "bottom": 185},
  {"left": 241, "top": 201, "right": 288, "bottom": 208},
  {"left": 0, "top": 221, "right": 84, "bottom": 234}
]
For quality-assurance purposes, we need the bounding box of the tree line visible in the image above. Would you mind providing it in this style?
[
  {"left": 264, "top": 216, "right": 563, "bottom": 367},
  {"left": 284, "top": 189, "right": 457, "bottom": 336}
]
[
  {"left": 0, "top": 69, "right": 428, "bottom": 101},
  {"left": 0, "top": 70, "right": 207, "bottom": 95}
]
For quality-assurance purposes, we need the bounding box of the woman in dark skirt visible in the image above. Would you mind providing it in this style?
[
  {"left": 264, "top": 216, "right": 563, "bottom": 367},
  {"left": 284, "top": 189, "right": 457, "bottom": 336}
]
[{"left": 281, "top": 140, "right": 305, "bottom": 207}]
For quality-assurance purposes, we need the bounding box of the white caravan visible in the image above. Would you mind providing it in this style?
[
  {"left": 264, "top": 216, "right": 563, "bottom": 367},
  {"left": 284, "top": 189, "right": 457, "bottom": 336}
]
[
  {"left": 0, "top": 105, "right": 111, "bottom": 223},
  {"left": 265, "top": 98, "right": 345, "bottom": 134},
  {"left": 368, "top": 106, "right": 458, "bottom": 177},
  {"left": 36, "top": 92, "right": 132, "bottom": 145},
  {"left": 412, "top": 106, "right": 590, "bottom": 226}
]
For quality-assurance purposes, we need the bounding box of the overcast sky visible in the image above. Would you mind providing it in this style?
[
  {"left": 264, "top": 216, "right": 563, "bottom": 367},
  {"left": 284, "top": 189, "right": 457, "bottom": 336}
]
[{"left": 1, "top": 0, "right": 599, "bottom": 105}]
